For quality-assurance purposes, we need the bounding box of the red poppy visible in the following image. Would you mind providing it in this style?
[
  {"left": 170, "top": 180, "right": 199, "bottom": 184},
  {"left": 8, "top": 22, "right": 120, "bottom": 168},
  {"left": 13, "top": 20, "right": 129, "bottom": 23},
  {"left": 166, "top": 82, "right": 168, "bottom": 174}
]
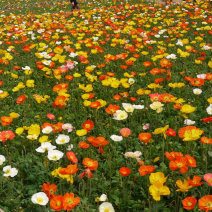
[
  {"left": 82, "top": 120, "right": 94, "bottom": 131},
  {"left": 16, "top": 95, "right": 26, "bottom": 104},
  {"left": 182, "top": 197, "right": 197, "bottom": 210},
  {"left": 119, "top": 167, "right": 131, "bottom": 176},
  {"left": 79, "top": 168, "right": 93, "bottom": 179},
  {"left": 67, "top": 152, "right": 78, "bottom": 163},
  {"left": 0, "top": 130, "right": 15, "bottom": 143},
  {"left": 166, "top": 128, "right": 176, "bottom": 136}
]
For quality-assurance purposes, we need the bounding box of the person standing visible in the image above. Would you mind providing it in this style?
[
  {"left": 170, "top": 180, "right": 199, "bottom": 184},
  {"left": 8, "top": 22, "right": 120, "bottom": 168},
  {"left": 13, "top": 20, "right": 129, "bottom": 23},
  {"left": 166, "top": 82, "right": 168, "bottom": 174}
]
[{"left": 70, "top": 0, "right": 80, "bottom": 10}]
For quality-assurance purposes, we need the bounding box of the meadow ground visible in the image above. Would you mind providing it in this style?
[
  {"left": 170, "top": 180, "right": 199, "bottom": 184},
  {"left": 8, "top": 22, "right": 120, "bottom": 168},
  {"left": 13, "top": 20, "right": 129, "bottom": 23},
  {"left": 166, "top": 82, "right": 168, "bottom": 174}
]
[{"left": 0, "top": 0, "right": 212, "bottom": 211}]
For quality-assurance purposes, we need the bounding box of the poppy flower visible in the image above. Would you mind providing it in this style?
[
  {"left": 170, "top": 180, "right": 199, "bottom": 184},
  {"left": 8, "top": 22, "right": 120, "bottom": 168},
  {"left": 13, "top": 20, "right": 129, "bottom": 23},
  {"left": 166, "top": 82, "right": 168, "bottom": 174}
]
[
  {"left": 90, "top": 101, "right": 101, "bottom": 108},
  {"left": 143, "top": 61, "right": 152, "bottom": 67},
  {"left": 119, "top": 167, "right": 131, "bottom": 176},
  {"left": 78, "top": 142, "right": 90, "bottom": 149},
  {"left": 169, "top": 157, "right": 188, "bottom": 174},
  {"left": 1, "top": 116, "right": 13, "bottom": 126},
  {"left": 165, "top": 152, "right": 183, "bottom": 160},
  {"left": 16, "top": 95, "right": 26, "bottom": 104},
  {"left": 166, "top": 128, "right": 176, "bottom": 136},
  {"left": 200, "top": 137, "right": 212, "bottom": 144},
  {"left": 42, "top": 182, "right": 57, "bottom": 199},
  {"left": 187, "top": 175, "right": 204, "bottom": 187},
  {"left": 50, "top": 195, "right": 63, "bottom": 211},
  {"left": 80, "top": 168, "right": 93, "bottom": 179},
  {"left": 67, "top": 152, "right": 78, "bottom": 163},
  {"left": 204, "top": 173, "right": 212, "bottom": 186},
  {"left": 182, "top": 197, "right": 197, "bottom": 210},
  {"left": 160, "top": 58, "right": 172, "bottom": 68},
  {"left": 138, "top": 133, "right": 152, "bottom": 143},
  {"left": 176, "top": 179, "right": 192, "bottom": 192},
  {"left": 82, "top": 158, "right": 98, "bottom": 170},
  {"left": 0, "top": 130, "right": 15, "bottom": 143},
  {"left": 105, "top": 104, "right": 120, "bottom": 114},
  {"left": 120, "top": 128, "right": 131, "bottom": 137},
  {"left": 62, "top": 193, "right": 80, "bottom": 211},
  {"left": 59, "top": 164, "right": 79, "bottom": 175},
  {"left": 82, "top": 120, "right": 94, "bottom": 131},
  {"left": 198, "top": 195, "right": 212, "bottom": 211},
  {"left": 138, "top": 165, "right": 155, "bottom": 176}
]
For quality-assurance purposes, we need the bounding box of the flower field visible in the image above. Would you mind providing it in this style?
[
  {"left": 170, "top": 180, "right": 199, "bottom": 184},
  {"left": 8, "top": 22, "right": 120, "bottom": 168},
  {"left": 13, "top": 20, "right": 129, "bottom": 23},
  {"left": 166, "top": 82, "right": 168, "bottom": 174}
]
[{"left": 0, "top": 0, "right": 212, "bottom": 211}]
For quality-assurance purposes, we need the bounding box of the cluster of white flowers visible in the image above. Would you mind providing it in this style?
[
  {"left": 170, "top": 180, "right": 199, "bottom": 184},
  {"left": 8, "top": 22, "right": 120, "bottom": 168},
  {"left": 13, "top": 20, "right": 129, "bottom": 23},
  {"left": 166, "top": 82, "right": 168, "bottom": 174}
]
[{"left": 113, "top": 103, "right": 144, "bottom": 120}]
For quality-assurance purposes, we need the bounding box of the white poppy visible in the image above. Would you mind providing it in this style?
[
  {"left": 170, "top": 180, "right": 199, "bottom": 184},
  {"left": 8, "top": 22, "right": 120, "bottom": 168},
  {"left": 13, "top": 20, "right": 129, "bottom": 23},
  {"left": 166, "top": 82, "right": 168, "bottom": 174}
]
[
  {"left": 3, "top": 165, "right": 18, "bottom": 177},
  {"left": 47, "top": 150, "right": 64, "bottom": 161},
  {"left": 99, "top": 202, "right": 115, "bottom": 212},
  {"left": 113, "top": 110, "right": 128, "bottom": 120},
  {"left": 42, "top": 126, "right": 53, "bottom": 134},
  {"left": 31, "top": 192, "right": 49, "bottom": 206},
  {"left": 110, "top": 135, "right": 123, "bottom": 142},
  {"left": 125, "top": 151, "right": 142, "bottom": 158},
  {"left": 184, "top": 119, "right": 195, "bottom": 125},
  {"left": 0, "top": 155, "right": 6, "bottom": 165},
  {"left": 55, "top": 134, "right": 70, "bottom": 145},
  {"left": 132, "top": 105, "right": 144, "bottom": 109},
  {"left": 193, "top": 88, "right": 202, "bottom": 95},
  {"left": 36, "top": 142, "right": 56, "bottom": 153},
  {"left": 122, "top": 103, "right": 134, "bottom": 113},
  {"left": 206, "top": 104, "right": 212, "bottom": 115}
]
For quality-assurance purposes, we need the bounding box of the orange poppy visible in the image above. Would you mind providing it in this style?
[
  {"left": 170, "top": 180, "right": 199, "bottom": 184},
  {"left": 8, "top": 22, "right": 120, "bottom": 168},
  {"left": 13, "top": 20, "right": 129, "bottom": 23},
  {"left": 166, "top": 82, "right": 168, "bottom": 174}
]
[
  {"left": 82, "top": 158, "right": 98, "bottom": 170},
  {"left": 138, "top": 133, "right": 152, "bottom": 143},
  {"left": 154, "top": 77, "right": 164, "bottom": 84},
  {"left": 105, "top": 104, "right": 120, "bottom": 114},
  {"left": 185, "top": 155, "right": 196, "bottom": 168},
  {"left": 182, "top": 197, "right": 197, "bottom": 210},
  {"left": 65, "top": 75, "right": 73, "bottom": 80},
  {"left": 169, "top": 157, "right": 188, "bottom": 174},
  {"left": 198, "top": 195, "right": 212, "bottom": 211},
  {"left": 143, "top": 61, "right": 152, "bottom": 67},
  {"left": 149, "top": 68, "right": 161, "bottom": 75},
  {"left": 1, "top": 116, "right": 13, "bottom": 126},
  {"left": 125, "top": 59, "right": 134, "bottom": 66},
  {"left": 206, "top": 73, "right": 212, "bottom": 80},
  {"left": 120, "top": 65, "right": 128, "bottom": 69},
  {"left": 138, "top": 165, "right": 155, "bottom": 176},
  {"left": 107, "top": 72, "right": 115, "bottom": 77},
  {"left": 160, "top": 58, "right": 172, "bottom": 68},
  {"left": 113, "top": 95, "right": 121, "bottom": 100},
  {"left": 159, "top": 93, "right": 175, "bottom": 103},
  {"left": 62, "top": 193, "right": 80, "bottom": 211},
  {"left": 187, "top": 175, "right": 204, "bottom": 187},
  {"left": 42, "top": 182, "right": 57, "bottom": 199},
  {"left": 50, "top": 195, "right": 63, "bottom": 211},
  {"left": 53, "top": 96, "right": 67, "bottom": 108},
  {"left": 90, "top": 101, "right": 101, "bottom": 108},
  {"left": 173, "top": 103, "right": 182, "bottom": 110},
  {"left": 52, "top": 122, "right": 63, "bottom": 133},
  {"left": 165, "top": 152, "right": 183, "bottom": 161},
  {"left": 119, "top": 167, "right": 131, "bottom": 176},
  {"left": 82, "top": 120, "right": 94, "bottom": 131},
  {"left": 59, "top": 164, "right": 79, "bottom": 175},
  {"left": 90, "top": 137, "right": 109, "bottom": 153},
  {"left": 190, "top": 78, "right": 205, "bottom": 86},
  {"left": 200, "top": 137, "right": 212, "bottom": 144},
  {"left": 78, "top": 142, "right": 90, "bottom": 149}
]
